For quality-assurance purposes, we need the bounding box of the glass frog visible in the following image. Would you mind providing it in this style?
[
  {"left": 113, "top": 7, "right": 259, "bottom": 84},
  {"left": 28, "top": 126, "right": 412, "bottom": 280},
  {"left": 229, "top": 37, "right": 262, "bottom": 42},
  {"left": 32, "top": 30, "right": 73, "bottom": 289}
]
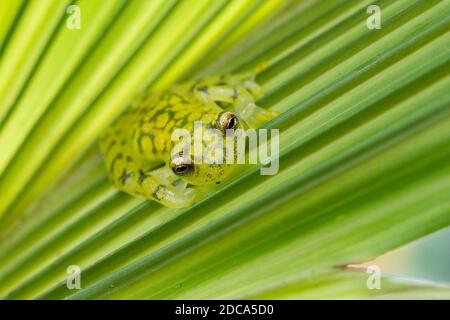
[{"left": 99, "top": 73, "right": 277, "bottom": 208}]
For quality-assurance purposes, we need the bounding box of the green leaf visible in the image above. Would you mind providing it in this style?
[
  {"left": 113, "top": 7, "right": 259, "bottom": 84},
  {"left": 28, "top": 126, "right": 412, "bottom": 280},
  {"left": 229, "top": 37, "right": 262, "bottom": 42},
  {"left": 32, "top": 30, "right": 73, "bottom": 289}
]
[
  {"left": 249, "top": 269, "right": 450, "bottom": 300},
  {"left": 0, "top": 0, "right": 449, "bottom": 299}
]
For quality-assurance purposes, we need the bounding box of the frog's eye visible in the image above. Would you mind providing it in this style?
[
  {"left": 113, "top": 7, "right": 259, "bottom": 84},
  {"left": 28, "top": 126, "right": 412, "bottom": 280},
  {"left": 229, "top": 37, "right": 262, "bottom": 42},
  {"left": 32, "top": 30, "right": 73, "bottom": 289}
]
[
  {"left": 170, "top": 156, "right": 195, "bottom": 176},
  {"left": 173, "top": 163, "right": 193, "bottom": 174},
  {"left": 215, "top": 112, "right": 239, "bottom": 134}
]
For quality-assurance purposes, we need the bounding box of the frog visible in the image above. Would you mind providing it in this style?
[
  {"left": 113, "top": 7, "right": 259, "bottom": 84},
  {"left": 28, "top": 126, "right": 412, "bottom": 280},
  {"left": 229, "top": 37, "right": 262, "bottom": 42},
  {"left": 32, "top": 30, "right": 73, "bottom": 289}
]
[{"left": 99, "top": 73, "right": 277, "bottom": 208}]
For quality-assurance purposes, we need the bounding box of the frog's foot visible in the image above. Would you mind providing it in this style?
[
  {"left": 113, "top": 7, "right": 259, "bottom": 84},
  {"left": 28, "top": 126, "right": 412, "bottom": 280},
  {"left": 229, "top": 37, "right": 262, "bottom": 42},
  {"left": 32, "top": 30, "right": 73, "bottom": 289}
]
[
  {"left": 140, "top": 176, "right": 197, "bottom": 208},
  {"left": 193, "top": 81, "right": 277, "bottom": 129},
  {"left": 157, "top": 185, "right": 197, "bottom": 208},
  {"left": 242, "top": 79, "right": 265, "bottom": 99},
  {"left": 224, "top": 72, "right": 266, "bottom": 99},
  {"left": 239, "top": 103, "right": 279, "bottom": 129},
  {"left": 140, "top": 166, "right": 198, "bottom": 208}
]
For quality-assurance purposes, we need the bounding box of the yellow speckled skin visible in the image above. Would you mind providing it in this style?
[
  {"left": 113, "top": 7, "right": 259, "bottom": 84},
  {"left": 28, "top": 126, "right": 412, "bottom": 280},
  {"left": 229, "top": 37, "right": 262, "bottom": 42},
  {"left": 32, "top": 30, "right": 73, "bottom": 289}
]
[{"left": 100, "top": 74, "right": 277, "bottom": 208}]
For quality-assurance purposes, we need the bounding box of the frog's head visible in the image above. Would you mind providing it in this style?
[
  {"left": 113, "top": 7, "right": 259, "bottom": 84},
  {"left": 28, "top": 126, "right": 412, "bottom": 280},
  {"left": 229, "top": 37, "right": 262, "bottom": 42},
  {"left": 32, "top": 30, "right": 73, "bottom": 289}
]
[{"left": 170, "top": 111, "right": 241, "bottom": 186}]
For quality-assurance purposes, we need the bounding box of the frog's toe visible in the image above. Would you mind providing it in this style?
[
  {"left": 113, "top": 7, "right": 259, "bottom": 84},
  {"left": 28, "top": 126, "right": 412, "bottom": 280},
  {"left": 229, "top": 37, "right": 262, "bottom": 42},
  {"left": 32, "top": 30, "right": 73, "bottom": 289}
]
[
  {"left": 243, "top": 106, "right": 279, "bottom": 128},
  {"left": 161, "top": 187, "right": 197, "bottom": 208}
]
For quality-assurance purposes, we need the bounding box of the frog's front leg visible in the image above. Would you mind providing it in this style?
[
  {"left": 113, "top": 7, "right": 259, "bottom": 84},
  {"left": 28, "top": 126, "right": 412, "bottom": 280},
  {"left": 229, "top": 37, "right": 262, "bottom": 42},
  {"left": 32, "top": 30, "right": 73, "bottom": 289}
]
[
  {"left": 138, "top": 166, "right": 197, "bottom": 208},
  {"left": 193, "top": 79, "right": 277, "bottom": 129},
  {"left": 103, "top": 147, "right": 196, "bottom": 208}
]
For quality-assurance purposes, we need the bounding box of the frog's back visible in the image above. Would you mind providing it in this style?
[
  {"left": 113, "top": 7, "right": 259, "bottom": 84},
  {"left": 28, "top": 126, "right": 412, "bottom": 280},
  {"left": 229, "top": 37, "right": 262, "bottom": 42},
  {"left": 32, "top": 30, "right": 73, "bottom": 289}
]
[
  {"left": 98, "top": 71, "right": 278, "bottom": 208},
  {"left": 100, "top": 87, "right": 220, "bottom": 170}
]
